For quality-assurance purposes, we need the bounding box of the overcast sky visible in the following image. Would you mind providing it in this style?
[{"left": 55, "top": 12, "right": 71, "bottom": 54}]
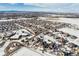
[{"left": 0, "top": 3, "right": 79, "bottom": 13}]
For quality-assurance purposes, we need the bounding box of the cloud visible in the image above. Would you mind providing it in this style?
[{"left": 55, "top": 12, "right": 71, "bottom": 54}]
[
  {"left": 28, "top": 3, "right": 79, "bottom": 12},
  {"left": 23, "top": 3, "right": 57, "bottom": 8},
  {"left": 0, "top": 3, "right": 79, "bottom": 13},
  {"left": 23, "top": 3, "right": 73, "bottom": 8}
]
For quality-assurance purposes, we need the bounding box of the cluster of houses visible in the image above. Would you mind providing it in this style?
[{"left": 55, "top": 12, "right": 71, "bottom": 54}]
[
  {"left": 0, "top": 29, "right": 34, "bottom": 56},
  {"left": 26, "top": 29, "right": 79, "bottom": 56},
  {"left": 3, "top": 29, "right": 32, "bottom": 40},
  {"left": 0, "top": 16, "right": 79, "bottom": 56}
]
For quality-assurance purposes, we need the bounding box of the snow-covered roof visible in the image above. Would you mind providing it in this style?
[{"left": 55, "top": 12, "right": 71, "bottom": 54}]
[
  {"left": 10, "top": 34, "right": 20, "bottom": 39},
  {"left": 43, "top": 35, "right": 57, "bottom": 44}
]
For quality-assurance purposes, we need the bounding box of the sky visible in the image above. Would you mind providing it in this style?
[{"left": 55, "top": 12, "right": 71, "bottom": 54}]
[{"left": 0, "top": 3, "right": 79, "bottom": 13}]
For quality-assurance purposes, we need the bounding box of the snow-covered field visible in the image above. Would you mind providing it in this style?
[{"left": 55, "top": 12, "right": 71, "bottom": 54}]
[
  {"left": 58, "top": 27, "right": 79, "bottom": 44},
  {"left": 58, "top": 27, "right": 79, "bottom": 37},
  {"left": 48, "top": 18, "right": 79, "bottom": 26},
  {"left": 57, "top": 18, "right": 79, "bottom": 46},
  {"left": 56, "top": 18, "right": 79, "bottom": 26},
  {"left": 12, "top": 47, "right": 42, "bottom": 56},
  {"left": 0, "top": 41, "right": 10, "bottom": 55}
]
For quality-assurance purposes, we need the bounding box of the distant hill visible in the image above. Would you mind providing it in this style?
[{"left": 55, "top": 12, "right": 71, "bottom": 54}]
[{"left": 0, "top": 11, "right": 79, "bottom": 18}]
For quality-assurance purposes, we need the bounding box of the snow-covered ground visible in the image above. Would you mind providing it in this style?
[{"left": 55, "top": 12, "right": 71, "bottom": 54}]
[
  {"left": 55, "top": 18, "right": 79, "bottom": 46},
  {"left": 55, "top": 18, "right": 79, "bottom": 26},
  {"left": 12, "top": 47, "right": 42, "bottom": 56},
  {"left": 73, "top": 39, "right": 79, "bottom": 46},
  {"left": 47, "top": 18, "right": 79, "bottom": 26},
  {"left": 0, "top": 41, "right": 10, "bottom": 56},
  {"left": 0, "top": 18, "right": 32, "bottom": 22},
  {"left": 58, "top": 27, "right": 79, "bottom": 37},
  {"left": 58, "top": 27, "right": 79, "bottom": 46}
]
